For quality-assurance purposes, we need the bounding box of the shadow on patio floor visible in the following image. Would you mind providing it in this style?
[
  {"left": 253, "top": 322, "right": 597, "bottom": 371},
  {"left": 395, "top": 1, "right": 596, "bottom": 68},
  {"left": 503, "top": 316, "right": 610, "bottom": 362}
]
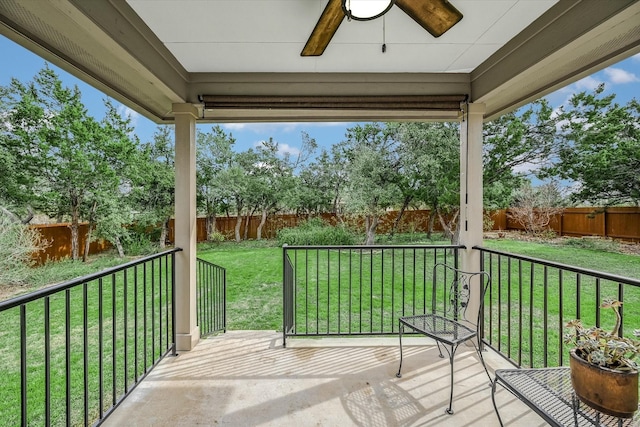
[{"left": 103, "top": 331, "right": 545, "bottom": 426}]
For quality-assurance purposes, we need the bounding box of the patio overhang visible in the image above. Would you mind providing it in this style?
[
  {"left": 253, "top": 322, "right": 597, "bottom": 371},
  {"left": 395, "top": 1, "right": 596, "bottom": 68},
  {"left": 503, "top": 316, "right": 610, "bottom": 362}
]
[{"left": 0, "top": 0, "right": 638, "bottom": 123}]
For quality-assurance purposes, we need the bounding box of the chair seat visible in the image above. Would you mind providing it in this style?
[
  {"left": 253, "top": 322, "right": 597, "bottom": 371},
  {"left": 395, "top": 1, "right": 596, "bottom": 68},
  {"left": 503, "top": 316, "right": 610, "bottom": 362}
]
[{"left": 399, "top": 313, "right": 476, "bottom": 346}]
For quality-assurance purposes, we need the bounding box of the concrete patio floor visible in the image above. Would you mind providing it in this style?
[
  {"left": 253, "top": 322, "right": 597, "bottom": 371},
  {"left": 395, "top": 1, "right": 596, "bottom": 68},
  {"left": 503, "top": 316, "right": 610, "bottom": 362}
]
[{"left": 103, "top": 330, "right": 548, "bottom": 426}]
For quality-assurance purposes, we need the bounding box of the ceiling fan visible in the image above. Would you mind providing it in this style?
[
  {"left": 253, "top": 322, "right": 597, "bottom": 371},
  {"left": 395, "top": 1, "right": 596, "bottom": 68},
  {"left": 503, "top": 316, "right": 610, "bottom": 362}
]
[{"left": 301, "top": 0, "right": 463, "bottom": 56}]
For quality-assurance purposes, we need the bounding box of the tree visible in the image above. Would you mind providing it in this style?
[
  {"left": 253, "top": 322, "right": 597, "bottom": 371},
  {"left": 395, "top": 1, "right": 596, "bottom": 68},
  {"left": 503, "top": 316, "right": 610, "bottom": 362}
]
[
  {"left": 196, "top": 125, "right": 235, "bottom": 240},
  {"left": 385, "top": 122, "right": 460, "bottom": 239},
  {"left": 540, "top": 85, "right": 640, "bottom": 206},
  {"left": 87, "top": 100, "right": 138, "bottom": 259},
  {"left": 508, "top": 181, "right": 565, "bottom": 235},
  {"left": 2, "top": 67, "right": 109, "bottom": 260},
  {"left": 132, "top": 126, "right": 175, "bottom": 248},
  {"left": 483, "top": 99, "right": 556, "bottom": 209},
  {"left": 341, "top": 123, "right": 400, "bottom": 245}
]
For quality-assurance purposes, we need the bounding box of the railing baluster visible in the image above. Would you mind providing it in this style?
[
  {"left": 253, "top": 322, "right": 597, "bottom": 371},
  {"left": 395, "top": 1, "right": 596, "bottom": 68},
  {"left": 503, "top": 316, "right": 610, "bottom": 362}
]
[
  {"left": 20, "top": 305, "right": 27, "bottom": 427},
  {"left": 595, "top": 277, "right": 601, "bottom": 328},
  {"left": 379, "top": 249, "right": 383, "bottom": 332},
  {"left": 558, "top": 270, "right": 564, "bottom": 366},
  {"left": 83, "top": 282, "right": 89, "bottom": 426},
  {"left": 124, "top": 270, "right": 128, "bottom": 393},
  {"left": 45, "top": 297, "right": 51, "bottom": 426},
  {"left": 112, "top": 274, "right": 117, "bottom": 406},
  {"left": 99, "top": 277, "right": 104, "bottom": 418},
  {"left": 507, "top": 257, "right": 511, "bottom": 359},
  {"left": 543, "top": 266, "right": 548, "bottom": 367},
  {"left": 529, "top": 262, "right": 534, "bottom": 367},
  {"left": 66, "top": 289, "right": 72, "bottom": 424},
  {"left": 518, "top": 259, "right": 523, "bottom": 367},
  {"left": 134, "top": 266, "right": 139, "bottom": 380}
]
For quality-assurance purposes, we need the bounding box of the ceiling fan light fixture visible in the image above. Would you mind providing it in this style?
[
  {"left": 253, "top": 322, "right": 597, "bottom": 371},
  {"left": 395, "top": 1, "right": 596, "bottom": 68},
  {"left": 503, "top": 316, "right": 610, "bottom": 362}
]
[{"left": 342, "top": 0, "right": 395, "bottom": 21}]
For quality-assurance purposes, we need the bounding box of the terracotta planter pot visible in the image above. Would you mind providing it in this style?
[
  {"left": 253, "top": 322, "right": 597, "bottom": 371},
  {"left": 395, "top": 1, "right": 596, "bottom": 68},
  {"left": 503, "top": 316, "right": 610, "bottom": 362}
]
[{"left": 569, "top": 348, "right": 639, "bottom": 418}]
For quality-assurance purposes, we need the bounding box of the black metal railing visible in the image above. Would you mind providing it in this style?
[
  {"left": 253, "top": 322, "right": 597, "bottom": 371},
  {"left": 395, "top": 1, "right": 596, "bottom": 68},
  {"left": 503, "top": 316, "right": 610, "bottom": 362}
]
[
  {"left": 0, "top": 248, "right": 180, "bottom": 427},
  {"left": 282, "top": 245, "right": 463, "bottom": 346},
  {"left": 196, "top": 258, "right": 226, "bottom": 336},
  {"left": 477, "top": 246, "right": 640, "bottom": 369}
]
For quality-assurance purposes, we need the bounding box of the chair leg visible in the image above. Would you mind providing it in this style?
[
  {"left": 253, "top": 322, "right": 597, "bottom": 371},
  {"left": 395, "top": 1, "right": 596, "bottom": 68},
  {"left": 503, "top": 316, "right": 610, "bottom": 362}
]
[
  {"left": 396, "top": 321, "right": 403, "bottom": 378},
  {"left": 491, "top": 378, "right": 504, "bottom": 427},
  {"left": 445, "top": 344, "right": 456, "bottom": 415},
  {"left": 435, "top": 340, "right": 445, "bottom": 359},
  {"left": 471, "top": 340, "right": 494, "bottom": 387}
]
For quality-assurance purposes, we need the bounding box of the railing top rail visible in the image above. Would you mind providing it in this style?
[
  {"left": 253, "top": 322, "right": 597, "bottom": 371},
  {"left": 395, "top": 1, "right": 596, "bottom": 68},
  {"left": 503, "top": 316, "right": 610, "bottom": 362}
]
[
  {"left": 283, "top": 244, "right": 465, "bottom": 250},
  {"left": 0, "top": 247, "right": 183, "bottom": 312},
  {"left": 475, "top": 245, "right": 640, "bottom": 287},
  {"left": 196, "top": 257, "right": 226, "bottom": 270}
]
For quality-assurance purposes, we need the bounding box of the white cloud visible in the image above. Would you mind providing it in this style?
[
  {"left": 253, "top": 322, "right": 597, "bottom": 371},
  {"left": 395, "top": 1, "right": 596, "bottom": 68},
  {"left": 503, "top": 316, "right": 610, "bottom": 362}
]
[
  {"left": 632, "top": 53, "right": 640, "bottom": 62},
  {"left": 603, "top": 67, "right": 639, "bottom": 84},
  {"left": 117, "top": 104, "right": 140, "bottom": 127},
  {"left": 223, "top": 123, "right": 249, "bottom": 130},
  {"left": 254, "top": 140, "right": 301, "bottom": 158},
  {"left": 573, "top": 76, "right": 602, "bottom": 92},
  {"left": 277, "top": 143, "right": 301, "bottom": 157}
]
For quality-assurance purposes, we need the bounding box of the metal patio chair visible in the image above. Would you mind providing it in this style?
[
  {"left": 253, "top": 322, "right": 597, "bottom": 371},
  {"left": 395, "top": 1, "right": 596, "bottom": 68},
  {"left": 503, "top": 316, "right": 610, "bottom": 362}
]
[{"left": 395, "top": 262, "right": 493, "bottom": 415}]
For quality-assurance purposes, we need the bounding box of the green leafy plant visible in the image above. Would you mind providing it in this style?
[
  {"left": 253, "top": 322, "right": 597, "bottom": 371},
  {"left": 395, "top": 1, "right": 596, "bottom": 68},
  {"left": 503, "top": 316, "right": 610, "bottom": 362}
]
[
  {"left": 565, "top": 299, "right": 640, "bottom": 371},
  {"left": 276, "top": 218, "right": 356, "bottom": 246},
  {"left": 209, "top": 231, "right": 225, "bottom": 244}
]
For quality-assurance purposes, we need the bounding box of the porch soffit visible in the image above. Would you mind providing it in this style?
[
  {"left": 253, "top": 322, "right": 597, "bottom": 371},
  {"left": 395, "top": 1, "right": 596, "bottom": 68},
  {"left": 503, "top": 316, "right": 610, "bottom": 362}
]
[{"left": 0, "top": 0, "right": 638, "bottom": 123}]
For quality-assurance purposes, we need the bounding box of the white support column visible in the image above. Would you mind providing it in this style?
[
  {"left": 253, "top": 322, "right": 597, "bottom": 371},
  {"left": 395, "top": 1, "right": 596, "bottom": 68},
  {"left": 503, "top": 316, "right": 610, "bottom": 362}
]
[
  {"left": 173, "top": 103, "right": 200, "bottom": 351},
  {"left": 459, "top": 103, "right": 485, "bottom": 322}
]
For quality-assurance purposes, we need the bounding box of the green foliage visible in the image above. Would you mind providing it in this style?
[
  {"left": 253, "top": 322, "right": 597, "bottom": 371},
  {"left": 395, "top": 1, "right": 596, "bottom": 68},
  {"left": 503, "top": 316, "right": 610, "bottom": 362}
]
[
  {"left": 209, "top": 230, "right": 225, "bottom": 244},
  {"left": 276, "top": 218, "right": 356, "bottom": 246},
  {"left": 0, "top": 216, "right": 47, "bottom": 285},
  {"left": 539, "top": 84, "right": 640, "bottom": 205},
  {"left": 122, "top": 233, "right": 158, "bottom": 256},
  {"left": 1, "top": 67, "right": 139, "bottom": 260}
]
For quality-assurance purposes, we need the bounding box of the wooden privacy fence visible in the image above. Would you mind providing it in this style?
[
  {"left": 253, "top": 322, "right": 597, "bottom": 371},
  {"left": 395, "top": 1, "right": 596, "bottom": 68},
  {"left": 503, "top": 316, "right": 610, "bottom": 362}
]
[
  {"left": 491, "top": 207, "right": 640, "bottom": 242},
  {"left": 29, "top": 207, "right": 640, "bottom": 263},
  {"left": 169, "top": 207, "right": 639, "bottom": 243},
  {"left": 28, "top": 223, "right": 111, "bottom": 265}
]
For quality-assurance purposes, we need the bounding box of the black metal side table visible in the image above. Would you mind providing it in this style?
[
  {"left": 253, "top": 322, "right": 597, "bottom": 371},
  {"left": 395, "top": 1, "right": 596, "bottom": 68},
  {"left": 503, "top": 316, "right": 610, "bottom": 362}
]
[{"left": 492, "top": 367, "right": 639, "bottom": 426}]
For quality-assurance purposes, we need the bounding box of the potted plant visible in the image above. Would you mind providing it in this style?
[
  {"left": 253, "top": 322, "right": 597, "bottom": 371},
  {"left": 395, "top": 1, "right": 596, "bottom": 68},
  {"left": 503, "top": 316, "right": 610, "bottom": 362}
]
[{"left": 564, "top": 299, "right": 640, "bottom": 418}]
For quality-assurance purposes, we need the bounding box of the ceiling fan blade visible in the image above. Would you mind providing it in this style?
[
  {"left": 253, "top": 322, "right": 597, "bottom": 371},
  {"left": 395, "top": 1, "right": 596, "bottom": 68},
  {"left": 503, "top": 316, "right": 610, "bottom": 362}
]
[
  {"left": 395, "top": 0, "right": 463, "bottom": 38},
  {"left": 301, "top": 0, "right": 345, "bottom": 56}
]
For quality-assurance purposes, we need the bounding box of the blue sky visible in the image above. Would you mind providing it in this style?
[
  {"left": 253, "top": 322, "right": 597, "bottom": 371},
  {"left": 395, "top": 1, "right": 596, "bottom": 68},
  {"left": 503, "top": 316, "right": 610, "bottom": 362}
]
[{"left": 1, "top": 34, "right": 639, "bottom": 158}]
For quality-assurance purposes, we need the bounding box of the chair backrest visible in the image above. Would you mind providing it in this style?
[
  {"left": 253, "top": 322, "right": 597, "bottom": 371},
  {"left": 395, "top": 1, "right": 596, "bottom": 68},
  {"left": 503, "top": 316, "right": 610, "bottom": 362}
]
[{"left": 431, "top": 263, "right": 491, "bottom": 329}]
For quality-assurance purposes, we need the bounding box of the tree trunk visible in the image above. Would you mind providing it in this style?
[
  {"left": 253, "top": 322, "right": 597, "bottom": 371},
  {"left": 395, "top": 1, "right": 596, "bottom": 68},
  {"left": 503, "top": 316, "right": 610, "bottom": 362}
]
[
  {"left": 114, "top": 235, "right": 125, "bottom": 258},
  {"left": 83, "top": 201, "right": 97, "bottom": 263},
  {"left": 257, "top": 209, "right": 268, "bottom": 240},
  {"left": 70, "top": 197, "right": 80, "bottom": 260},
  {"left": 159, "top": 217, "right": 169, "bottom": 249},
  {"left": 243, "top": 209, "right": 253, "bottom": 241},
  {"left": 390, "top": 195, "right": 412, "bottom": 238},
  {"left": 437, "top": 208, "right": 460, "bottom": 245},
  {"left": 206, "top": 211, "right": 217, "bottom": 240},
  {"left": 234, "top": 209, "right": 242, "bottom": 242},
  {"left": 427, "top": 209, "right": 436, "bottom": 239},
  {"left": 364, "top": 215, "right": 379, "bottom": 245}
]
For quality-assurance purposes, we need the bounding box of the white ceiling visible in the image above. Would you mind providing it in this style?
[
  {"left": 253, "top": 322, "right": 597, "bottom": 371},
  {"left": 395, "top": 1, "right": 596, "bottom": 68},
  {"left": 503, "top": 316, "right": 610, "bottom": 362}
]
[{"left": 127, "top": 0, "right": 558, "bottom": 73}]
